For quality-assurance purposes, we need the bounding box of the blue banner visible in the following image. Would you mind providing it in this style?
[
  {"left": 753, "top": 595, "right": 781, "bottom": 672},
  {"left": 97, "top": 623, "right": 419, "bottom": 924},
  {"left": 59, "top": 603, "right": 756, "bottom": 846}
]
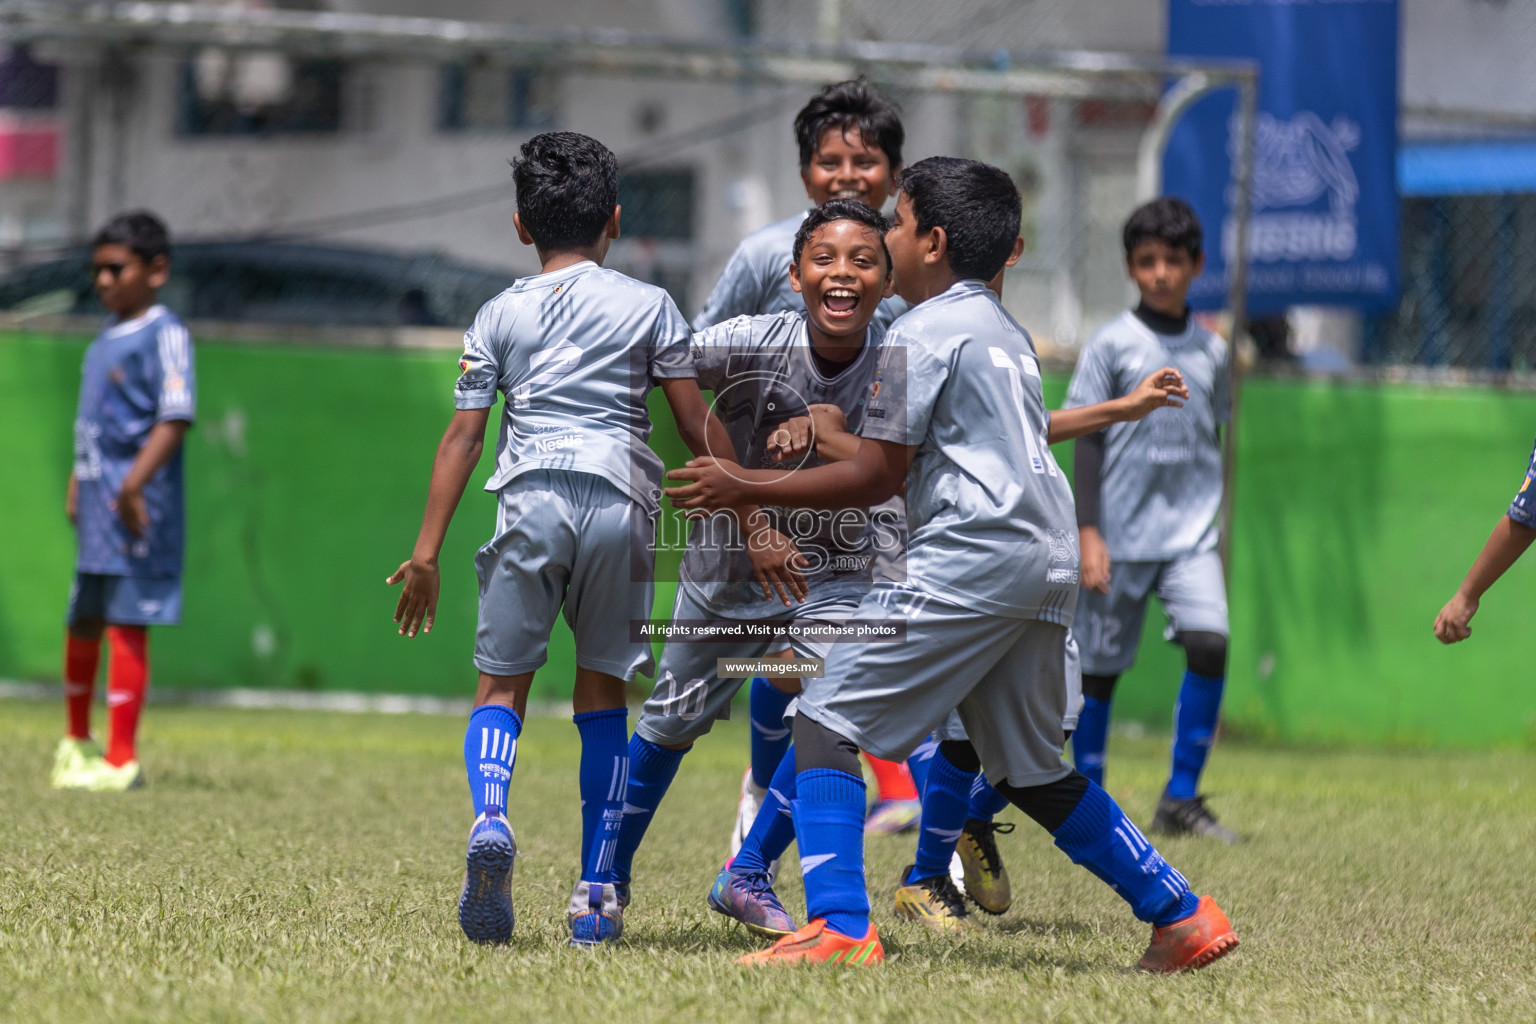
[{"left": 1165, "top": 0, "right": 1399, "bottom": 313}]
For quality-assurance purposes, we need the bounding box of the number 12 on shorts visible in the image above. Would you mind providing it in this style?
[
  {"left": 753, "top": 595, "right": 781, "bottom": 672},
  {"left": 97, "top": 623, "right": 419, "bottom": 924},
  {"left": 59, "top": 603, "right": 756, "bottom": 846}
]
[{"left": 990, "top": 346, "right": 1056, "bottom": 477}]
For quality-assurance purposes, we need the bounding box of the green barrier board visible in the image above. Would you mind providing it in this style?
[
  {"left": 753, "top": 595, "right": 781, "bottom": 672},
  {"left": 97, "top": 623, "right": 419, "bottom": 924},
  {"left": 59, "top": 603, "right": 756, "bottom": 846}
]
[{"left": 4, "top": 332, "right": 1534, "bottom": 746}]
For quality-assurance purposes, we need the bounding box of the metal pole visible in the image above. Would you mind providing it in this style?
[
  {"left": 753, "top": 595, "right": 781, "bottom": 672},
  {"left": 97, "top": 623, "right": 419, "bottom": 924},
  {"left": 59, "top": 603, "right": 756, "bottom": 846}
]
[
  {"left": 1218, "top": 71, "right": 1258, "bottom": 580},
  {"left": 1133, "top": 70, "right": 1211, "bottom": 204}
]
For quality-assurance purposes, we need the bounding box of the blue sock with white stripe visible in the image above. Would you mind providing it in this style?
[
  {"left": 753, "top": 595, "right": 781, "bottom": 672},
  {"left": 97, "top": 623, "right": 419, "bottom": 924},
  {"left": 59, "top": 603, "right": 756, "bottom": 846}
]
[
  {"left": 464, "top": 704, "right": 521, "bottom": 818},
  {"left": 1071, "top": 695, "right": 1112, "bottom": 787},
  {"left": 1167, "top": 670, "right": 1225, "bottom": 800},
  {"left": 907, "top": 737, "right": 939, "bottom": 796},
  {"left": 731, "top": 741, "right": 798, "bottom": 876},
  {"left": 966, "top": 774, "right": 1011, "bottom": 823},
  {"left": 611, "top": 734, "right": 689, "bottom": 884},
  {"left": 793, "top": 768, "right": 870, "bottom": 937},
  {"left": 748, "top": 678, "right": 795, "bottom": 790},
  {"left": 1050, "top": 780, "right": 1199, "bottom": 926},
  {"left": 574, "top": 708, "right": 629, "bottom": 886},
  {"left": 908, "top": 747, "right": 973, "bottom": 883}
]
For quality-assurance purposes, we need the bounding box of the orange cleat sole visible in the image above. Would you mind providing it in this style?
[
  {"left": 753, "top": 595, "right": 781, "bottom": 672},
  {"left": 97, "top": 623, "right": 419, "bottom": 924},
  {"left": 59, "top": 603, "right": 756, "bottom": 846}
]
[
  {"left": 736, "top": 919, "right": 884, "bottom": 966},
  {"left": 1136, "top": 895, "right": 1239, "bottom": 973}
]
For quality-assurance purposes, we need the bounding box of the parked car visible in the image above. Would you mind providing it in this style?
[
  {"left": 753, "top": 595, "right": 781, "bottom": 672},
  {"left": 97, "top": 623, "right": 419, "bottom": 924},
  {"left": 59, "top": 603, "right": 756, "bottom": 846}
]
[{"left": 0, "top": 240, "right": 515, "bottom": 328}]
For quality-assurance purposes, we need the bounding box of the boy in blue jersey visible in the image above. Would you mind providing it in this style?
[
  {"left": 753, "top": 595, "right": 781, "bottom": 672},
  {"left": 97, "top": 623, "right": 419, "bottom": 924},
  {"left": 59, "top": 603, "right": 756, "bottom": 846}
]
[
  {"left": 387, "top": 132, "right": 731, "bottom": 948},
  {"left": 698, "top": 77, "right": 923, "bottom": 850},
  {"left": 1433, "top": 441, "right": 1536, "bottom": 643},
  {"left": 612, "top": 199, "right": 898, "bottom": 938},
  {"left": 1064, "top": 198, "right": 1239, "bottom": 843},
  {"left": 53, "top": 211, "right": 195, "bottom": 794},
  {"left": 668, "top": 158, "right": 1237, "bottom": 971}
]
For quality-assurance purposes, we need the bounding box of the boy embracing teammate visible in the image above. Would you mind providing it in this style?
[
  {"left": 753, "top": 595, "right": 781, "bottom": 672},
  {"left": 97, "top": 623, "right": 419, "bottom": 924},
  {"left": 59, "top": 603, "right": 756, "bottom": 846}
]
[
  {"left": 389, "top": 132, "right": 728, "bottom": 948},
  {"left": 54, "top": 211, "right": 194, "bottom": 794},
  {"left": 668, "top": 159, "right": 1238, "bottom": 971}
]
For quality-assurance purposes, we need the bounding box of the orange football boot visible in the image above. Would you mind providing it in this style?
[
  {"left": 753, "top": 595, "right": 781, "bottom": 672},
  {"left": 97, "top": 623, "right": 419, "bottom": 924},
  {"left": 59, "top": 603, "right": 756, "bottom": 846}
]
[
  {"left": 1137, "top": 895, "right": 1239, "bottom": 972},
  {"left": 735, "top": 918, "right": 885, "bottom": 966}
]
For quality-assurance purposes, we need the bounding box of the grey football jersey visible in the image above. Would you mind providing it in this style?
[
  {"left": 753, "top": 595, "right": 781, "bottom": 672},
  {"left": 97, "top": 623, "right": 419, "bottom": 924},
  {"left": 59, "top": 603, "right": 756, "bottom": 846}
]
[
  {"left": 862, "top": 280, "right": 1080, "bottom": 623},
  {"left": 680, "top": 310, "right": 885, "bottom": 613},
  {"left": 1064, "top": 311, "right": 1230, "bottom": 561},
  {"left": 454, "top": 261, "right": 696, "bottom": 514},
  {"left": 693, "top": 210, "right": 907, "bottom": 332}
]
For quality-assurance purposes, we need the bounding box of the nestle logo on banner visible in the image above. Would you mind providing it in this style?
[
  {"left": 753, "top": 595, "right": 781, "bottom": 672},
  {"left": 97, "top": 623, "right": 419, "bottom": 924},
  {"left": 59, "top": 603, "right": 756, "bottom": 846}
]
[{"left": 1224, "top": 111, "right": 1361, "bottom": 263}]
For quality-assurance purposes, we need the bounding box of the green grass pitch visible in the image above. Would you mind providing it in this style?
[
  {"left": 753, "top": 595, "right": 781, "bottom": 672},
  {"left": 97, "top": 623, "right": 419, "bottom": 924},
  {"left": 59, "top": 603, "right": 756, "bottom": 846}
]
[{"left": 3, "top": 698, "right": 1534, "bottom": 1023}]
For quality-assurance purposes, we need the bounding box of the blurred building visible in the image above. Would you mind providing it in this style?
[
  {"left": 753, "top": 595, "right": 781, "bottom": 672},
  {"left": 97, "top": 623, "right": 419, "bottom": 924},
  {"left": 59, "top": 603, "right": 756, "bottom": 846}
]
[{"left": 1, "top": 0, "right": 1533, "bottom": 364}]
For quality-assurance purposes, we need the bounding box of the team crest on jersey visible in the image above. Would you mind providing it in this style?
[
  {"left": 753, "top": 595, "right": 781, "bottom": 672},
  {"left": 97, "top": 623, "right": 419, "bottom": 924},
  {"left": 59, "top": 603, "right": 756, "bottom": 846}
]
[
  {"left": 459, "top": 355, "right": 470, "bottom": 374},
  {"left": 1046, "top": 527, "right": 1079, "bottom": 564},
  {"left": 870, "top": 375, "right": 883, "bottom": 400}
]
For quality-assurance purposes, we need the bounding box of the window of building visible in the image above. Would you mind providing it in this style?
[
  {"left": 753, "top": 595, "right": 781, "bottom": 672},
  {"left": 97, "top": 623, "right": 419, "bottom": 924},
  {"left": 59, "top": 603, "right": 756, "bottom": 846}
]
[
  {"left": 0, "top": 46, "right": 58, "bottom": 109},
  {"left": 618, "top": 168, "right": 695, "bottom": 241},
  {"left": 178, "top": 50, "right": 343, "bottom": 135},
  {"left": 438, "top": 63, "right": 558, "bottom": 132}
]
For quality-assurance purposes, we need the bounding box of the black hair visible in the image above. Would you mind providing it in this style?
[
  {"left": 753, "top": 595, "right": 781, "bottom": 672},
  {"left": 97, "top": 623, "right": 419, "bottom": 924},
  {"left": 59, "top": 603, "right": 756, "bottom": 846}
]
[
  {"left": 1122, "top": 197, "right": 1203, "bottom": 260},
  {"left": 92, "top": 210, "right": 170, "bottom": 263},
  {"left": 897, "top": 157, "right": 1020, "bottom": 282},
  {"left": 793, "top": 77, "right": 904, "bottom": 171},
  {"left": 511, "top": 131, "right": 618, "bottom": 251},
  {"left": 792, "top": 198, "right": 891, "bottom": 268}
]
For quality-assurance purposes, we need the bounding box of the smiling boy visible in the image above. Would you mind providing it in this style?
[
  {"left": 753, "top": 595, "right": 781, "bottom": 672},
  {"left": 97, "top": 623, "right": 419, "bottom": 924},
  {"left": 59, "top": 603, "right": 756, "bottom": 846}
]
[
  {"left": 696, "top": 77, "right": 923, "bottom": 850},
  {"left": 610, "top": 200, "right": 899, "bottom": 933}
]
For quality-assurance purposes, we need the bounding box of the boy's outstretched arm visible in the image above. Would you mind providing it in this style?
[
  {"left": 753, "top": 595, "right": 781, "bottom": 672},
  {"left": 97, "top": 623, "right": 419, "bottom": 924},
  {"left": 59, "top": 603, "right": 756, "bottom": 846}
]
[
  {"left": 1046, "top": 367, "right": 1187, "bottom": 445},
  {"left": 388, "top": 407, "right": 490, "bottom": 638},
  {"left": 659, "top": 376, "right": 809, "bottom": 605},
  {"left": 667, "top": 436, "right": 912, "bottom": 514},
  {"left": 1434, "top": 515, "right": 1536, "bottom": 644}
]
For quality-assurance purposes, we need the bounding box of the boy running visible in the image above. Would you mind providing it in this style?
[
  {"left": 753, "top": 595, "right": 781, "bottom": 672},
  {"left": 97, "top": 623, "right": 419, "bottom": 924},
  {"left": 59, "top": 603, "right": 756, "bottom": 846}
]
[
  {"left": 1064, "top": 198, "right": 1238, "bottom": 842},
  {"left": 667, "top": 158, "right": 1237, "bottom": 972},
  {"left": 611, "top": 200, "right": 895, "bottom": 934},
  {"left": 388, "top": 132, "right": 728, "bottom": 948},
  {"left": 53, "top": 211, "right": 194, "bottom": 794},
  {"left": 698, "top": 78, "right": 922, "bottom": 845}
]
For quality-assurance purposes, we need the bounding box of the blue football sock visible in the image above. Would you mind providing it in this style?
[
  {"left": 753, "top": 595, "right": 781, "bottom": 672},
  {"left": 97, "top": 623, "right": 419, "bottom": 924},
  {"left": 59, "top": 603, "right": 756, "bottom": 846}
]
[
  {"left": 464, "top": 704, "right": 521, "bottom": 818},
  {"left": 1051, "top": 780, "right": 1199, "bottom": 926},
  {"left": 793, "top": 768, "right": 870, "bottom": 938},
  {"left": 1167, "top": 670, "right": 1225, "bottom": 800},
  {"left": 1071, "top": 695, "right": 1112, "bottom": 787},
  {"left": 748, "top": 678, "right": 795, "bottom": 790},
  {"left": 732, "top": 741, "right": 798, "bottom": 876},
  {"left": 908, "top": 746, "right": 973, "bottom": 883},
  {"left": 907, "top": 737, "right": 939, "bottom": 796},
  {"left": 610, "top": 734, "right": 688, "bottom": 884},
  {"left": 574, "top": 708, "right": 629, "bottom": 886},
  {"left": 966, "top": 774, "right": 1011, "bottom": 823}
]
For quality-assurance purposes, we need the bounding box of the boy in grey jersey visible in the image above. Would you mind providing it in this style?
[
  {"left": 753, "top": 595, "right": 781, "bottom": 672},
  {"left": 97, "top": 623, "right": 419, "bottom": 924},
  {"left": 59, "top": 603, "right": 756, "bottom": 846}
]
[
  {"left": 387, "top": 133, "right": 731, "bottom": 949},
  {"left": 695, "top": 77, "right": 922, "bottom": 843},
  {"left": 1064, "top": 197, "right": 1239, "bottom": 843},
  {"left": 668, "top": 158, "right": 1237, "bottom": 972},
  {"left": 610, "top": 201, "right": 899, "bottom": 934}
]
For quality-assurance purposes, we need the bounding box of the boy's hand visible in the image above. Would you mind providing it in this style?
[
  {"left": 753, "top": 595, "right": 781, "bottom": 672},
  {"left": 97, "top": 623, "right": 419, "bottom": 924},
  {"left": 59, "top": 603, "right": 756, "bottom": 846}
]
[
  {"left": 1120, "top": 367, "right": 1189, "bottom": 421},
  {"left": 769, "top": 416, "right": 816, "bottom": 463},
  {"left": 388, "top": 557, "right": 440, "bottom": 638},
  {"left": 1080, "top": 526, "right": 1112, "bottom": 595},
  {"left": 113, "top": 484, "right": 149, "bottom": 537},
  {"left": 666, "top": 457, "right": 743, "bottom": 513},
  {"left": 1433, "top": 592, "right": 1478, "bottom": 644},
  {"left": 66, "top": 473, "right": 79, "bottom": 527},
  {"left": 743, "top": 517, "right": 809, "bottom": 605}
]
